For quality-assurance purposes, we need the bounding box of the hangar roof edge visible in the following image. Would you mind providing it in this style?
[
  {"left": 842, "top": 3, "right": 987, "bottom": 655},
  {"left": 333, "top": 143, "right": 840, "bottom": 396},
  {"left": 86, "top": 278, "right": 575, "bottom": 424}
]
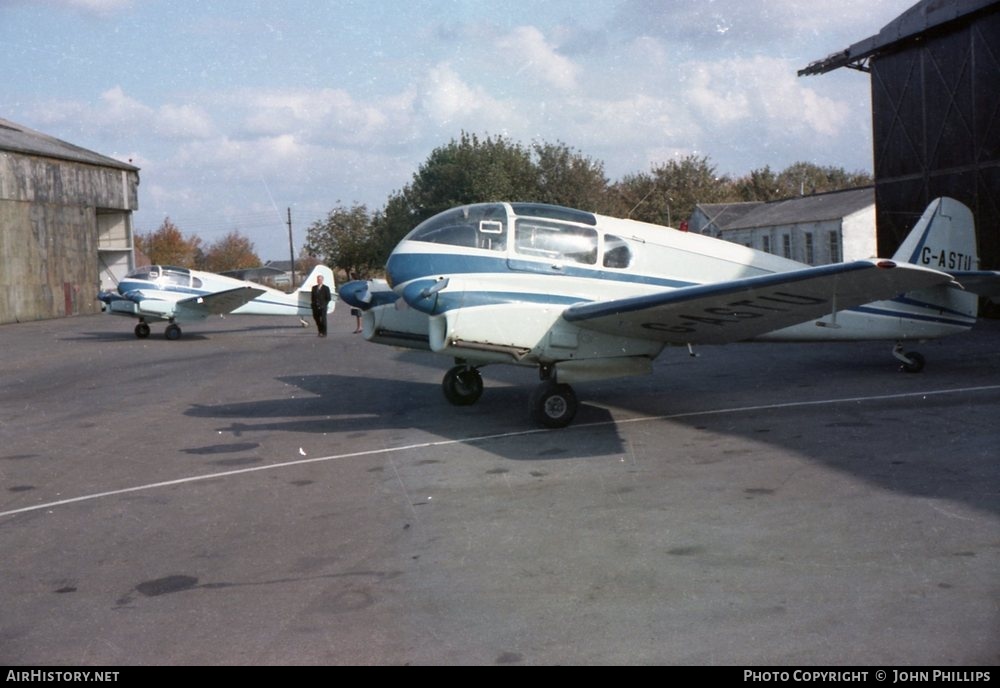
[
  {"left": 0, "top": 117, "right": 139, "bottom": 172},
  {"left": 798, "top": 0, "right": 1000, "bottom": 76}
]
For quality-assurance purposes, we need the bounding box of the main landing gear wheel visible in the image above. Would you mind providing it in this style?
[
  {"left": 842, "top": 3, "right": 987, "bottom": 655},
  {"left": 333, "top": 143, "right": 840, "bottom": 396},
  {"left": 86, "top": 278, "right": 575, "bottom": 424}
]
[
  {"left": 164, "top": 323, "right": 182, "bottom": 341},
  {"left": 899, "top": 351, "right": 925, "bottom": 373},
  {"left": 892, "top": 344, "right": 925, "bottom": 373},
  {"left": 531, "top": 381, "right": 578, "bottom": 429},
  {"left": 442, "top": 366, "right": 484, "bottom": 406},
  {"left": 134, "top": 322, "right": 151, "bottom": 339}
]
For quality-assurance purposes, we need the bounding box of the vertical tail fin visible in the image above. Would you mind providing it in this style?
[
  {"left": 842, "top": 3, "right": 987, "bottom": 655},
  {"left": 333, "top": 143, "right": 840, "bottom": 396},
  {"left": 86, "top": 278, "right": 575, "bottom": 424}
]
[
  {"left": 297, "top": 264, "right": 336, "bottom": 314},
  {"left": 893, "top": 198, "right": 978, "bottom": 327},
  {"left": 892, "top": 197, "right": 978, "bottom": 272},
  {"left": 298, "top": 265, "right": 335, "bottom": 291}
]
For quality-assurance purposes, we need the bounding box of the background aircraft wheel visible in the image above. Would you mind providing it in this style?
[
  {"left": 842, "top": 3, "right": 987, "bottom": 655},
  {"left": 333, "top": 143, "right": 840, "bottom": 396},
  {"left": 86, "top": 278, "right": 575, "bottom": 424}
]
[
  {"left": 164, "top": 323, "right": 182, "bottom": 341},
  {"left": 900, "top": 351, "right": 925, "bottom": 373},
  {"left": 134, "top": 322, "right": 151, "bottom": 338},
  {"left": 531, "top": 381, "right": 578, "bottom": 428},
  {"left": 442, "top": 366, "right": 483, "bottom": 406}
]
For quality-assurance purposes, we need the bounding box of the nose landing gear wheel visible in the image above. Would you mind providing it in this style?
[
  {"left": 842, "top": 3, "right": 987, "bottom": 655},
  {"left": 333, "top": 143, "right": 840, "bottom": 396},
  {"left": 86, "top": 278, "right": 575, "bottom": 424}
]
[
  {"left": 531, "top": 381, "right": 578, "bottom": 428},
  {"left": 442, "top": 366, "right": 484, "bottom": 406},
  {"left": 134, "top": 322, "right": 151, "bottom": 339}
]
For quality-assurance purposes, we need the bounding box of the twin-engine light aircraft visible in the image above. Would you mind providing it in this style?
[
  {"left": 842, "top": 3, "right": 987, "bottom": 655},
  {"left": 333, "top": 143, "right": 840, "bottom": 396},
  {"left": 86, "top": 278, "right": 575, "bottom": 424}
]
[
  {"left": 99, "top": 264, "right": 335, "bottom": 340},
  {"left": 339, "top": 198, "right": 995, "bottom": 428}
]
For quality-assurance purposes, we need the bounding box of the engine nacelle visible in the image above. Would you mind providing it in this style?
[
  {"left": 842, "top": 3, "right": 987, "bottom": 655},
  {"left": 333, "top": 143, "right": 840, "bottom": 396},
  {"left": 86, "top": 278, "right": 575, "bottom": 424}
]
[
  {"left": 426, "top": 303, "right": 664, "bottom": 370},
  {"left": 363, "top": 303, "right": 432, "bottom": 351}
]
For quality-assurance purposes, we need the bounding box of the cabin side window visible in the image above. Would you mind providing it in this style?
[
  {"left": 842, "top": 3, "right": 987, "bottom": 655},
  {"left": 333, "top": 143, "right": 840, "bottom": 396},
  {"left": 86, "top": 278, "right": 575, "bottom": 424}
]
[
  {"left": 603, "top": 234, "right": 632, "bottom": 269},
  {"left": 161, "top": 268, "right": 191, "bottom": 287},
  {"left": 514, "top": 219, "right": 598, "bottom": 265}
]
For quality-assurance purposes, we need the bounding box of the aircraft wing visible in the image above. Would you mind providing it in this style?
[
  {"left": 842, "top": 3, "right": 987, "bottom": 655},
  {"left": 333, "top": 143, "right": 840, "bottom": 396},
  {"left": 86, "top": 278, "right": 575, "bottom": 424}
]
[
  {"left": 563, "top": 260, "right": 952, "bottom": 345},
  {"left": 174, "top": 286, "right": 267, "bottom": 318}
]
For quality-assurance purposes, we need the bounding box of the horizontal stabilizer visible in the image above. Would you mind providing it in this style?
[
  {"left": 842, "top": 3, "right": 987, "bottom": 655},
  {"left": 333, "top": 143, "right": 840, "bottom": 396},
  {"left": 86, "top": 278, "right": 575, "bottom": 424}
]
[
  {"left": 564, "top": 260, "right": 951, "bottom": 345},
  {"left": 952, "top": 271, "right": 1000, "bottom": 297}
]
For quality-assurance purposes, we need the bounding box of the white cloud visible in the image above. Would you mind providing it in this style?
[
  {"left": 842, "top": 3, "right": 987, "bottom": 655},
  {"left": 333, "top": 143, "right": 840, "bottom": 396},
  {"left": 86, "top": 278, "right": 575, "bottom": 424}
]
[
  {"left": 497, "top": 26, "right": 580, "bottom": 92},
  {"left": 415, "top": 63, "right": 526, "bottom": 135},
  {"left": 44, "top": 0, "right": 134, "bottom": 15},
  {"left": 683, "top": 56, "right": 849, "bottom": 137}
]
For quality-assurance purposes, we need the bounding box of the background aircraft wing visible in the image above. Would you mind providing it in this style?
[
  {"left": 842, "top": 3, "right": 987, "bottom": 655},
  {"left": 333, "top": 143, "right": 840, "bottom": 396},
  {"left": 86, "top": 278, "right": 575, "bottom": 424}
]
[
  {"left": 175, "top": 286, "right": 267, "bottom": 318},
  {"left": 563, "top": 260, "right": 952, "bottom": 344}
]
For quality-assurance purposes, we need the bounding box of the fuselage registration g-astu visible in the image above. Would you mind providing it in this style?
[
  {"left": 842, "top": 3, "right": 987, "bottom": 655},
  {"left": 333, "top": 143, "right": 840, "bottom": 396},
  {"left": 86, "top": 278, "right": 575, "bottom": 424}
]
[{"left": 339, "top": 198, "right": 992, "bottom": 428}]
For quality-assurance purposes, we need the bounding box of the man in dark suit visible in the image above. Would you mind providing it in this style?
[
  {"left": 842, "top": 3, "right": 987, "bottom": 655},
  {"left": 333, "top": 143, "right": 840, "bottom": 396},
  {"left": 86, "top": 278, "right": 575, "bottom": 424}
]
[{"left": 311, "top": 274, "right": 332, "bottom": 337}]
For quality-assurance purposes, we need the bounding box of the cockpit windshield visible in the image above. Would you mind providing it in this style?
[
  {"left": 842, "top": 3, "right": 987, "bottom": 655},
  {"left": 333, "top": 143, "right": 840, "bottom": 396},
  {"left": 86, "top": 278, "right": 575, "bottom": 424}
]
[
  {"left": 124, "top": 265, "right": 192, "bottom": 287},
  {"left": 402, "top": 203, "right": 632, "bottom": 270},
  {"left": 406, "top": 204, "right": 508, "bottom": 251}
]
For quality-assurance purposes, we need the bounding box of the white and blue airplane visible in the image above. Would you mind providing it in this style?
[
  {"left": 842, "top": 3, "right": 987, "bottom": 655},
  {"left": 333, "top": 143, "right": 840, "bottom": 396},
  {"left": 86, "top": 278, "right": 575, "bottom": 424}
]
[
  {"left": 339, "top": 197, "right": 996, "bottom": 427},
  {"left": 99, "top": 264, "right": 335, "bottom": 340}
]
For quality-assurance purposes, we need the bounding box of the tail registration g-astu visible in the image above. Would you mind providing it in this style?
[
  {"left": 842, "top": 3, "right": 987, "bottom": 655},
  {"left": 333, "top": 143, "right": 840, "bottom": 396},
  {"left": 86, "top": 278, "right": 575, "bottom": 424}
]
[
  {"left": 339, "top": 198, "right": 997, "bottom": 428},
  {"left": 99, "top": 264, "right": 335, "bottom": 340}
]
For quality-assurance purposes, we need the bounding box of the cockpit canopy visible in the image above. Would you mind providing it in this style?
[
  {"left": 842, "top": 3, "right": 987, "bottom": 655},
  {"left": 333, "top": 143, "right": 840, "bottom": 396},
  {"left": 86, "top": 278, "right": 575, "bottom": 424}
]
[
  {"left": 403, "top": 203, "right": 633, "bottom": 269},
  {"left": 125, "top": 265, "right": 203, "bottom": 288}
]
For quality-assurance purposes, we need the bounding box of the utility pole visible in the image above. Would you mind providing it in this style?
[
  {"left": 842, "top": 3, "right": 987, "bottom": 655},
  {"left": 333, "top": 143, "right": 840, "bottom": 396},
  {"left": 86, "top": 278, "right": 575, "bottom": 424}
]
[{"left": 287, "top": 207, "right": 296, "bottom": 288}]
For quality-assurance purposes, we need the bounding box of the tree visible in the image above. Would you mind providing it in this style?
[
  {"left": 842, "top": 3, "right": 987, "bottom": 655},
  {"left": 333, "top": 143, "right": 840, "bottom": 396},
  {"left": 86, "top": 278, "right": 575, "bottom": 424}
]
[
  {"left": 200, "top": 231, "right": 261, "bottom": 273},
  {"left": 135, "top": 217, "right": 202, "bottom": 267},
  {"left": 408, "top": 132, "right": 538, "bottom": 219},
  {"left": 732, "top": 165, "right": 782, "bottom": 202},
  {"left": 610, "top": 155, "right": 736, "bottom": 226},
  {"left": 532, "top": 141, "right": 610, "bottom": 212},
  {"left": 305, "top": 203, "right": 378, "bottom": 279},
  {"left": 773, "top": 162, "right": 873, "bottom": 198},
  {"left": 369, "top": 190, "right": 418, "bottom": 268}
]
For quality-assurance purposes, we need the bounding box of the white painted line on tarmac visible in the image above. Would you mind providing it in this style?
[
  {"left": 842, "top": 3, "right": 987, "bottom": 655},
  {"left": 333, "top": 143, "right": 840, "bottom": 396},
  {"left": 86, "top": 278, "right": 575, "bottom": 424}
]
[{"left": 2, "top": 384, "right": 998, "bottom": 519}]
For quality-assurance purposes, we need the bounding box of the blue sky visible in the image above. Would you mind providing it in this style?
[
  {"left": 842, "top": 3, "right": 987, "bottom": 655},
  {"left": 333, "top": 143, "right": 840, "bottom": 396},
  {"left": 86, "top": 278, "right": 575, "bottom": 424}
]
[{"left": 4, "top": 0, "right": 916, "bottom": 260}]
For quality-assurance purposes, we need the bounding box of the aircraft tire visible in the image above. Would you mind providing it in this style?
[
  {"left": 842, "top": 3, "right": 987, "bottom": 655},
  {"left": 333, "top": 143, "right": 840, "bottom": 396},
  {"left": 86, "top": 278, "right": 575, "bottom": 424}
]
[
  {"left": 135, "top": 322, "right": 151, "bottom": 339},
  {"left": 531, "top": 381, "right": 578, "bottom": 428},
  {"left": 442, "top": 366, "right": 483, "bottom": 406},
  {"left": 900, "top": 351, "right": 925, "bottom": 373},
  {"left": 165, "top": 323, "right": 182, "bottom": 341}
]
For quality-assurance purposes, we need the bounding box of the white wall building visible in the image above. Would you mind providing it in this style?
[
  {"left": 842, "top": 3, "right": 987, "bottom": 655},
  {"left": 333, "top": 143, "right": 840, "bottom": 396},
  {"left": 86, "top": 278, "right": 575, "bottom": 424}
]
[{"left": 690, "top": 187, "right": 876, "bottom": 265}]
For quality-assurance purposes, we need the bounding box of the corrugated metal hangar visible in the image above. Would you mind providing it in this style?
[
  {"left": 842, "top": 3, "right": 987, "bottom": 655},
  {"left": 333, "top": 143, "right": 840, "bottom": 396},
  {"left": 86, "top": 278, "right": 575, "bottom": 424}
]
[
  {"left": 800, "top": 0, "right": 1000, "bottom": 270},
  {"left": 0, "top": 118, "right": 139, "bottom": 324}
]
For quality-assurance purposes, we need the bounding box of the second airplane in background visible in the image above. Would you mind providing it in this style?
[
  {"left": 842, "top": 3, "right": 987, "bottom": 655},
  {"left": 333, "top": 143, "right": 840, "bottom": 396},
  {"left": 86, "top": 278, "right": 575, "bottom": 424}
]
[{"left": 99, "top": 264, "right": 335, "bottom": 340}]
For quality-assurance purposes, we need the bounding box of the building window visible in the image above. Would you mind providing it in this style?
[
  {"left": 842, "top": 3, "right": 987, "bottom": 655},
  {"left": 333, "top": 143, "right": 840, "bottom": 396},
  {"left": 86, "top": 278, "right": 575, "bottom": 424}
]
[
  {"left": 761, "top": 236, "right": 771, "bottom": 253},
  {"left": 782, "top": 234, "right": 791, "bottom": 258},
  {"left": 805, "top": 232, "right": 814, "bottom": 264},
  {"left": 829, "top": 231, "right": 841, "bottom": 262}
]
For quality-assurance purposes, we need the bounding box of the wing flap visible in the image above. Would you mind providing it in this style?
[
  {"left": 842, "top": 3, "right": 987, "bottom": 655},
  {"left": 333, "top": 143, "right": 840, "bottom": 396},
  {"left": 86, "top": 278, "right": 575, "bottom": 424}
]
[
  {"left": 175, "top": 286, "right": 267, "bottom": 318},
  {"left": 564, "top": 260, "right": 951, "bottom": 345}
]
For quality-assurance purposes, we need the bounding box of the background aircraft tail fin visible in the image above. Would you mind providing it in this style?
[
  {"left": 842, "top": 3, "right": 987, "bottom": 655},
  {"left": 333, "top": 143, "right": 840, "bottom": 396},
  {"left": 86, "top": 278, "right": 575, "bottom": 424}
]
[{"left": 298, "top": 264, "right": 335, "bottom": 292}]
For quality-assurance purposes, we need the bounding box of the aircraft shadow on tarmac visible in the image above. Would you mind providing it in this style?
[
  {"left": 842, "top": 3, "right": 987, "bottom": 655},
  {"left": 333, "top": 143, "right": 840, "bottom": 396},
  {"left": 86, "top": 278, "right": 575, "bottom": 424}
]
[
  {"left": 66, "top": 323, "right": 308, "bottom": 342},
  {"left": 183, "top": 372, "right": 627, "bottom": 461},
  {"left": 180, "top": 345, "right": 1000, "bottom": 517}
]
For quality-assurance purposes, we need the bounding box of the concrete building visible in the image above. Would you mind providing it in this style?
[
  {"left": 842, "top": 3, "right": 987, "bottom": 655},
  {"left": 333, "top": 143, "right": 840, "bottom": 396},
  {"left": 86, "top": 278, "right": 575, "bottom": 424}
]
[
  {"left": 691, "top": 187, "right": 875, "bottom": 265},
  {"left": 0, "top": 117, "right": 139, "bottom": 324},
  {"left": 800, "top": 0, "right": 1000, "bottom": 270}
]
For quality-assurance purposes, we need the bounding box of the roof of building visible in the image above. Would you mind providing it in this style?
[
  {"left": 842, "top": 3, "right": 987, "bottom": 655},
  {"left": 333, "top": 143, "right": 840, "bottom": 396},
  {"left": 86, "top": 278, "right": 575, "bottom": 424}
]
[
  {"left": 799, "top": 0, "right": 1000, "bottom": 76},
  {"left": 0, "top": 117, "right": 139, "bottom": 172},
  {"left": 698, "top": 187, "right": 874, "bottom": 232}
]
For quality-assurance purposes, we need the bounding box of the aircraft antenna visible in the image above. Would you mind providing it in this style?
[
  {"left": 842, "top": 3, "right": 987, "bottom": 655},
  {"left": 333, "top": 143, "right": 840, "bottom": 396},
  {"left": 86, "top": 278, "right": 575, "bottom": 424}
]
[{"left": 287, "top": 207, "right": 296, "bottom": 289}]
